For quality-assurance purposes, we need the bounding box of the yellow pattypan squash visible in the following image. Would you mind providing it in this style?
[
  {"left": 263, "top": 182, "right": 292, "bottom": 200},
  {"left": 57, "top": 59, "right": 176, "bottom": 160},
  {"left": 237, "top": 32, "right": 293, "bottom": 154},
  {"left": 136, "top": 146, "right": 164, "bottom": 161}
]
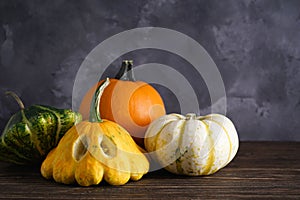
[{"left": 41, "top": 78, "right": 149, "bottom": 186}]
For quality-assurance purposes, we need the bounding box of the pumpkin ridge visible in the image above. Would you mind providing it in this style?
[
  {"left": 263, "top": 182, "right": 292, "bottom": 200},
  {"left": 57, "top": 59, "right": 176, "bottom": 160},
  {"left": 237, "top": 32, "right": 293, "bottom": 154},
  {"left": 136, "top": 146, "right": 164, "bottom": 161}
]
[
  {"left": 34, "top": 105, "right": 62, "bottom": 146},
  {"left": 175, "top": 120, "right": 187, "bottom": 174},
  {"left": 203, "top": 117, "right": 232, "bottom": 168},
  {"left": 153, "top": 120, "right": 176, "bottom": 155},
  {"left": 200, "top": 120, "right": 215, "bottom": 175},
  {"left": 28, "top": 106, "right": 60, "bottom": 154},
  {"left": 21, "top": 110, "right": 45, "bottom": 156}
]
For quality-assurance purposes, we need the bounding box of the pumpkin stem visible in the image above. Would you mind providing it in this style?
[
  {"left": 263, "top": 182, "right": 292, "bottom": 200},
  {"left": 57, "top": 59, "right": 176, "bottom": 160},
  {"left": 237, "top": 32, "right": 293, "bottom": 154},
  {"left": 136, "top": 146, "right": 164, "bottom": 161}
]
[
  {"left": 89, "top": 78, "right": 110, "bottom": 122},
  {"left": 186, "top": 113, "right": 196, "bottom": 120},
  {"left": 5, "top": 91, "right": 25, "bottom": 110},
  {"left": 115, "top": 60, "right": 135, "bottom": 81}
]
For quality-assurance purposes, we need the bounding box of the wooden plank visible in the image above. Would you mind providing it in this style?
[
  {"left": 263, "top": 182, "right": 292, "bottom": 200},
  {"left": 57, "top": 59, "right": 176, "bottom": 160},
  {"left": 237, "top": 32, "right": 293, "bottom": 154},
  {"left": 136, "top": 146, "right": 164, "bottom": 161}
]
[{"left": 0, "top": 142, "right": 299, "bottom": 199}]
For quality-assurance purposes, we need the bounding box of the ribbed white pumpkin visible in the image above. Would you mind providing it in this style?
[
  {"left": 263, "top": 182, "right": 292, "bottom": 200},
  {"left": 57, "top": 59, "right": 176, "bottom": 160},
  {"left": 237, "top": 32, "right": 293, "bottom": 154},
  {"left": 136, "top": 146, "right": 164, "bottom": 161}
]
[{"left": 144, "top": 113, "right": 239, "bottom": 175}]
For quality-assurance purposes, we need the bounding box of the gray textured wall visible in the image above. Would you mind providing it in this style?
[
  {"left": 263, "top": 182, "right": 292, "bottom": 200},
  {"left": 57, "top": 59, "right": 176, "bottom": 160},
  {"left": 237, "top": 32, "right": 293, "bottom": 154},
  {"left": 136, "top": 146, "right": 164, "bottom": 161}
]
[{"left": 0, "top": 0, "right": 299, "bottom": 141}]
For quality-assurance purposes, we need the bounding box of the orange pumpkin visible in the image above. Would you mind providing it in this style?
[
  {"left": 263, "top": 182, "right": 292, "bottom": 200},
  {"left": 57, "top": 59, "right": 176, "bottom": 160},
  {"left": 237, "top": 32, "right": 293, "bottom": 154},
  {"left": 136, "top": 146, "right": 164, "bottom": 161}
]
[{"left": 79, "top": 60, "right": 166, "bottom": 147}]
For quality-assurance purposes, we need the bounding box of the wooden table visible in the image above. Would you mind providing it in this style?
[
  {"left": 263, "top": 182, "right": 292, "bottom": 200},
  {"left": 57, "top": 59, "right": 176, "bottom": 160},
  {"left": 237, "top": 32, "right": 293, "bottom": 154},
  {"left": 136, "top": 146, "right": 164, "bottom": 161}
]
[{"left": 0, "top": 142, "right": 299, "bottom": 199}]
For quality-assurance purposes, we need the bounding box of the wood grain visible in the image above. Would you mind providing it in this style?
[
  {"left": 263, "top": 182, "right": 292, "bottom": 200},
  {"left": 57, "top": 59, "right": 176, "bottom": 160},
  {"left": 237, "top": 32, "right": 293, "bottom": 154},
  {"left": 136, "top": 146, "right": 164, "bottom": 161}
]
[{"left": 0, "top": 142, "right": 299, "bottom": 199}]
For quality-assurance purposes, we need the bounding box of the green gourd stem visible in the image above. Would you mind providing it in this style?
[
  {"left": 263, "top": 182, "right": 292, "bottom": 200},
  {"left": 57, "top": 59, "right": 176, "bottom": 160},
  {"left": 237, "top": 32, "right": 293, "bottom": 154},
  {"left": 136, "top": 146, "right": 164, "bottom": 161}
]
[
  {"left": 115, "top": 60, "right": 135, "bottom": 81},
  {"left": 89, "top": 77, "right": 110, "bottom": 122},
  {"left": 5, "top": 91, "right": 25, "bottom": 110}
]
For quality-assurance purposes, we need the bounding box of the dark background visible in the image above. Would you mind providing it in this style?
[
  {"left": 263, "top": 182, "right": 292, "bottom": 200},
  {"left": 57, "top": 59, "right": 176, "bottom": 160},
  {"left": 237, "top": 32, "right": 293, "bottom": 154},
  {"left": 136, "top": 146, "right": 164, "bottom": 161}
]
[{"left": 0, "top": 0, "right": 299, "bottom": 141}]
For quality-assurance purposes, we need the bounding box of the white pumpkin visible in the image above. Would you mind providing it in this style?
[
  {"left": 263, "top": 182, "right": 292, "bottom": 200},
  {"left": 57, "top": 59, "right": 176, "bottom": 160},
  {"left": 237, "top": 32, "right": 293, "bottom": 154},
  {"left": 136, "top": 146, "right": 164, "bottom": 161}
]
[{"left": 144, "top": 113, "right": 239, "bottom": 175}]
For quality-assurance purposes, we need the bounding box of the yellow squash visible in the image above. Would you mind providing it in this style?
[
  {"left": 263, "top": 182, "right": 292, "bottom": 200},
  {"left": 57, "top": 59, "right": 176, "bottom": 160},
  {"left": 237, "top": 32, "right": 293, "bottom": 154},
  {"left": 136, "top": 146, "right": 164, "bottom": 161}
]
[{"left": 41, "top": 78, "right": 149, "bottom": 186}]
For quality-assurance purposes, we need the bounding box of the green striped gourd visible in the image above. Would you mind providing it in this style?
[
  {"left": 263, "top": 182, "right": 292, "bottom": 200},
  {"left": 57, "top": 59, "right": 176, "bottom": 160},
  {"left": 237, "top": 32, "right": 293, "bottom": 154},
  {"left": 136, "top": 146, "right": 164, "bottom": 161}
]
[
  {"left": 144, "top": 113, "right": 239, "bottom": 175},
  {"left": 0, "top": 92, "right": 82, "bottom": 165}
]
